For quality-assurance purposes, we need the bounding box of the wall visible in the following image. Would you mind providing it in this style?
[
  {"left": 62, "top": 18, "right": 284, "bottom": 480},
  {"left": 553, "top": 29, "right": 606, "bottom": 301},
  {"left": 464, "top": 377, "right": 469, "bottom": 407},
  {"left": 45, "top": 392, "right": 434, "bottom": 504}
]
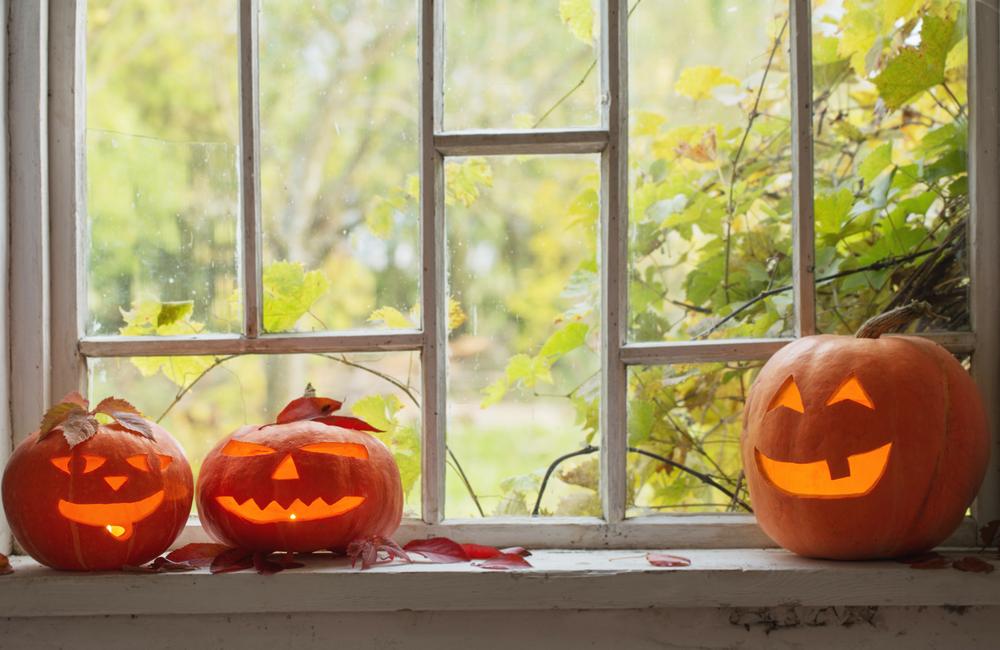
[{"left": 2, "top": 606, "right": 999, "bottom": 650}]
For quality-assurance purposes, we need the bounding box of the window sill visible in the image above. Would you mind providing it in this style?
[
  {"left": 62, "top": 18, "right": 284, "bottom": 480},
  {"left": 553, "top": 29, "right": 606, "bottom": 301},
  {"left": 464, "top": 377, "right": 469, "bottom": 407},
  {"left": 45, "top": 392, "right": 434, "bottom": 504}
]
[{"left": 3, "top": 548, "right": 999, "bottom": 617}]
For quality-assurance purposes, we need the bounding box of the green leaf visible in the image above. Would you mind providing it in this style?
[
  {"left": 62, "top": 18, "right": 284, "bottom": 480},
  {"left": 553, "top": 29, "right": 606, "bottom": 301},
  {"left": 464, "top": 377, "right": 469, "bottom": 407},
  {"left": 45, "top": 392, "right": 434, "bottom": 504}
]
[
  {"left": 262, "top": 261, "right": 330, "bottom": 332},
  {"left": 559, "top": 0, "right": 594, "bottom": 44},
  {"left": 874, "top": 16, "right": 954, "bottom": 110},
  {"left": 539, "top": 322, "right": 589, "bottom": 359},
  {"left": 632, "top": 111, "right": 666, "bottom": 137},
  {"left": 858, "top": 142, "right": 893, "bottom": 184},
  {"left": 480, "top": 377, "right": 509, "bottom": 409},
  {"left": 365, "top": 196, "right": 395, "bottom": 239},
  {"left": 351, "top": 395, "right": 420, "bottom": 499},
  {"left": 815, "top": 188, "right": 855, "bottom": 236},
  {"left": 120, "top": 300, "right": 202, "bottom": 337},
  {"left": 445, "top": 158, "right": 493, "bottom": 207},
  {"left": 157, "top": 301, "right": 194, "bottom": 327},
  {"left": 368, "top": 306, "right": 415, "bottom": 329},
  {"left": 674, "top": 65, "right": 740, "bottom": 101}
]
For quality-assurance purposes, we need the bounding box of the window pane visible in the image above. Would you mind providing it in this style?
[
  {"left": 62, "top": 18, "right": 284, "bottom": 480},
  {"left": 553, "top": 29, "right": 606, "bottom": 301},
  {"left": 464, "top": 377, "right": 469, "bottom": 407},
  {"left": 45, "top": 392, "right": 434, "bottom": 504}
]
[
  {"left": 812, "top": 0, "right": 969, "bottom": 334},
  {"left": 628, "top": 1, "right": 792, "bottom": 341},
  {"left": 88, "top": 352, "right": 422, "bottom": 517},
  {"left": 259, "top": 0, "right": 420, "bottom": 333},
  {"left": 86, "top": 1, "right": 240, "bottom": 336},
  {"left": 445, "top": 156, "right": 600, "bottom": 517},
  {"left": 627, "top": 363, "right": 755, "bottom": 516},
  {"left": 443, "top": 0, "right": 600, "bottom": 130}
]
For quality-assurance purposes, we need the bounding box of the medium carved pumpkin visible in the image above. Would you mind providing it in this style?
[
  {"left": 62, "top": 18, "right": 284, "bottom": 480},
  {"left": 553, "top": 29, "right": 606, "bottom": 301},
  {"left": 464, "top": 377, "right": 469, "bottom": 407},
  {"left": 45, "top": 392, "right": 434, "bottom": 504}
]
[
  {"left": 197, "top": 392, "right": 403, "bottom": 552},
  {"left": 2, "top": 394, "right": 193, "bottom": 570},
  {"left": 741, "top": 304, "right": 990, "bottom": 559}
]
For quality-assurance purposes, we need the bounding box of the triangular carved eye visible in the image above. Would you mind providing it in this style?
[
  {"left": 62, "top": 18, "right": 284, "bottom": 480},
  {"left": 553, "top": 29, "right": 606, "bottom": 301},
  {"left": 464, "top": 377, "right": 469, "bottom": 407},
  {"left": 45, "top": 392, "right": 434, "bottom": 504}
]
[
  {"left": 767, "top": 377, "right": 804, "bottom": 413},
  {"left": 826, "top": 375, "right": 875, "bottom": 409}
]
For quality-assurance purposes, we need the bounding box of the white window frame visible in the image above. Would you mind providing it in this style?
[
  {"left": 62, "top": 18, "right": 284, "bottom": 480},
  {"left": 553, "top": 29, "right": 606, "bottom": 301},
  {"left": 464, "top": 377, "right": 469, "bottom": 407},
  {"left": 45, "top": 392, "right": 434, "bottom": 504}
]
[{"left": 4, "top": 0, "right": 999, "bottom": 551}]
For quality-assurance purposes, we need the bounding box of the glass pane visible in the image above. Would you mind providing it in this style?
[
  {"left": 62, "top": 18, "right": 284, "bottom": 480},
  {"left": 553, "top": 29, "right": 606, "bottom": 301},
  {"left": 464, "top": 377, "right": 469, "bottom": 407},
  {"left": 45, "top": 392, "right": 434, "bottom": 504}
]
[
  {"left": 86, "top": 1, "right": 240, "bottom": 335},
  {"left": 812, "top": 0, "right": 969, "bottom": 334},
  {"left": 627, "top": 363, "right": 756, "bottom": 516},
  {"left": 443, "top": 0, "right": 600, "bottom": 130},
  {"left": 628, "top": 1, "right": 792, "bottom": 341},
  {"left": 445, "top": 156, "right": 600, "bottom": 517},
  {"left": 259, "top": 0, "right": 420, "bottom": 333},
  {"left": 88, "top": 352, "right": 422, "bottom": 517}
]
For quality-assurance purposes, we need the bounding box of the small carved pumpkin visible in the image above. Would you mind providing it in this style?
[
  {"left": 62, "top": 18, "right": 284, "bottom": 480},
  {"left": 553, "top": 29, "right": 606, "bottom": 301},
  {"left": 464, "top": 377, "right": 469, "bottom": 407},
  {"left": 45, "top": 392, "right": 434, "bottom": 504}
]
[
  {"left": 196, "top": 391, "right": 402, "bottom": 552},
  {"left": 1, "top": 394, "right": 193, "bottom": 570},
  {"left": 741, "top": 304, "right": 990, "bottom": 559}
]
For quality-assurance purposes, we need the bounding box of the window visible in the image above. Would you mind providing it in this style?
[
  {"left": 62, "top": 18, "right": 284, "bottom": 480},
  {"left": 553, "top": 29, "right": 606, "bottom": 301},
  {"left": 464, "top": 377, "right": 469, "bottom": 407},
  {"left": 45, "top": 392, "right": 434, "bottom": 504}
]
[{"left": 9, "top": 0, "right": 997, "bottom": 549}]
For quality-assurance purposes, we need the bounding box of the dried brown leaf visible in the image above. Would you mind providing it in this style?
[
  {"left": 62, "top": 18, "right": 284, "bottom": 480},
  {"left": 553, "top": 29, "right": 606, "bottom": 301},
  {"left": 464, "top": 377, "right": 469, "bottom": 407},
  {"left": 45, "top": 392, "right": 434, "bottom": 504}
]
[
  {"left": 38, "top": 402, "right": 87, "bottom": 437},
  {"left": 166, "top": 543, "right": 231, "bottom": 568},
  {"left": 60, "top": 412, "right": 100, "bottom": 448},
  {"left": 347, "top": 535, "right": 410, "bottom": 569},
  {"left": 979, "top": 520, "right": 1000, "bottom": 549},
  {"left": 93, "top": 397, "right": 143, "bottom": 418},
  {"left": 108, "top": 411, "right": 154, "bottom": 439},
  {"left": 210, "top": 547, "right": 254, "bottom": 574},
  {"left": 61, "top": 391, "right": 89, "bottom": 409},
  {"left": 646, "top": 552, "right": 692, "bottom": 567}
]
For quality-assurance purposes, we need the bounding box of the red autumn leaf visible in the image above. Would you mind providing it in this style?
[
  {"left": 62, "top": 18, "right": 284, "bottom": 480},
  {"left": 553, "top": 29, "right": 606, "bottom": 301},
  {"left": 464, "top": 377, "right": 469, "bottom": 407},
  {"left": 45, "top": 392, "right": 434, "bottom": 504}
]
[
  {"left": 475, "top": 553, "right": 532, "bottom": 570},
  {"left": 252, "top": 552, "right": 287, "bottom": 575},
  {"left": 646, "top": 552, "right": 692, "bottom": 567},
  {"left": 276, "top": 396, "right": 344, "bottom": 424},
  {"left": 93, "top": 397, "right": 143, "bottom": 418},
  {"left": 347, "top": 535, "right": 410, "bottom": 569},
  {"left": 167, "top": 543, "right": 231, "bottom": 568},
  {"left": 908, "top": 552, "right": 951, "bottom": 570},
  {"left": 404, "top": 537, "right": 470, "bottom": 563},
  {"left": 0, "top": 553, "right": 13, "bottom": 575},
  {"left": 210, "top": 547, "right": 255, "bottom": 574},
  {"left": 315, "top": 415, "right": 383, "bottom": 433},
  {"left": 462, "top": 543, "right": 503, "bottom": 559},
  {"left": 500, "top": 546, "right": 532, "bottom": 557},
  {"left": 979, "top": 520, "right": 1000, "bottom": 549},
  {"left": 61, "top": 391, "right": 90, "bottom": 410},
  {"left": 952, "top": 556, "right": 995, "bottom": 573}
]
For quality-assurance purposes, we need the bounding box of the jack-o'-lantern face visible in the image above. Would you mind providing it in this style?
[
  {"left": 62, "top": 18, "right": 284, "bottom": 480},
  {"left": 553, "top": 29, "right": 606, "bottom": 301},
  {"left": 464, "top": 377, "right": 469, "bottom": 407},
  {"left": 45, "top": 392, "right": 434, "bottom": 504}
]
[
  {"left": 197, "top": 394, "right": 403, "bottom": 553},
  {"left": 50, "top": 449, "right": 176, "bottom": 540},
  {"left": 753, "top": 374, "right": 891, "bottom": 498},
  {"left": 1, "top": 394, "right": 194, "bottom": 571},
  {"left": 741, "top": 333, "right": 989, "bottom": 560},
  {"left": 212, "top": 438, "right": 369, "bottom": 523}
]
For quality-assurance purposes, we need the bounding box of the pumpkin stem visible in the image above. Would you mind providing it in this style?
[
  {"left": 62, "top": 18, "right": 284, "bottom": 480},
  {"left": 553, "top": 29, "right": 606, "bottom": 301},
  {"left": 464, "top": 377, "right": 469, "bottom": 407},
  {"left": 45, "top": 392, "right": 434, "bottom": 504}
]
[
  {"left": 855, "top": 301, "right": 934, "bottom": 339},
  {"left": 303, "top": 383, "right": 316, "bottom": 398}
]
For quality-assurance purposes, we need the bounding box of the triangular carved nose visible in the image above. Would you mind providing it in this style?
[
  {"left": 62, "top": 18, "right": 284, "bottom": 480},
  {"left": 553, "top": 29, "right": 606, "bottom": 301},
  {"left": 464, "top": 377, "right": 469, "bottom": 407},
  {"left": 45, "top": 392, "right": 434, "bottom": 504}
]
[
  {"left": 272, "top": 454, "right": 299, "bottom": 480},
  {"left": 104, "top": 475, "right": 128, "bottom": 491}
]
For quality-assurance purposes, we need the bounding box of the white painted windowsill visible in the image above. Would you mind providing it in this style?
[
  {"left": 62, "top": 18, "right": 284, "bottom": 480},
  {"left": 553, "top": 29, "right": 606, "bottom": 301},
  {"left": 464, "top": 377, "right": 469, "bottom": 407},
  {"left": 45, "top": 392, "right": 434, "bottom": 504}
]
[{"left": 3, "top": 548, "right": 999, "bottom": 617}]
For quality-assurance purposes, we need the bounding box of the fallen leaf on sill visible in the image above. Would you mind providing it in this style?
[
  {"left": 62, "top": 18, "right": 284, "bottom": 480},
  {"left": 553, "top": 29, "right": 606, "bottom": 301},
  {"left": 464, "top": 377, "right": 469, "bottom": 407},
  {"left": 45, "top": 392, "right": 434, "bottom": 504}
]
[
  {"left": 123, "top": 557, "right": 198, "bottom": 573},
  {"left": 475, "top": 553, "right": 533, "bottom": 570},
  {"left": 646, "top": 552, "right": 691, "bottom": 567},
  {"left": 210, "top": 547, "right": 255, "bottom": 574},
  {"left": 0, "top": 553, "right": 13, "bottom": 575},
  {"left": 404, "top": 537, "right": 471, "bottom": 564},
  {"left": 347, "top": 535, "right": 411, "bottom": 570},
  {"left": 252, "top": 551, "right": 304, "bottom": 575},
  {"left": 462, "top": 543, "right": 504, "bottom": 559},
  {"left": 167, "top": 543, "right": 231, "bottom": 568},
  {"left": 500, "top": 546, "right": 532, "bottom": 557},
  {"left": 952, "top": 556, "right": 995, "bottom": 574}
]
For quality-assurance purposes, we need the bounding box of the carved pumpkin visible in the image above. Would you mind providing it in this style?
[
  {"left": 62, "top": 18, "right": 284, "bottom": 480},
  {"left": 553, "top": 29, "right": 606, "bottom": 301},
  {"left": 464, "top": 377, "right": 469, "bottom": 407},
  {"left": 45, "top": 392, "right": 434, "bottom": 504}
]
[
  {"left": 741, "top": 305, "right": 990, "bottom": 559},
  {"left": 197, "top": 392, "right": 403, "bottom": 552},
  {"left": 1, "top": 394, "right": 193, "bottom": 570}
]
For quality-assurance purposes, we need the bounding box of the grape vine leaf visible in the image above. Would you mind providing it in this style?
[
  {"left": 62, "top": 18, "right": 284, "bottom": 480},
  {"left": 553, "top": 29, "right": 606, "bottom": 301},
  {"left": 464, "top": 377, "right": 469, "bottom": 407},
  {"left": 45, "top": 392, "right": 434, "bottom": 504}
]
[
  {"left": 262, "top": 261, "right": 330, "bottom": 332},
  {"left": 445, "top": 158, "right": 493, "bottom": 207},
  {"left": 559, "top": 0, "right": 595, "bottom": 44},
  {"left": 874, "top": 16, "right": 954, "bottom": 110},
  {"left": 351, "top": 394, "right": 420, "bottom": 498},
  {"left": 674, "top": 66, "right": 739, "bottom": 101},
  {"left": 368, "top": 306, "right": 415, "bottom": 329}
]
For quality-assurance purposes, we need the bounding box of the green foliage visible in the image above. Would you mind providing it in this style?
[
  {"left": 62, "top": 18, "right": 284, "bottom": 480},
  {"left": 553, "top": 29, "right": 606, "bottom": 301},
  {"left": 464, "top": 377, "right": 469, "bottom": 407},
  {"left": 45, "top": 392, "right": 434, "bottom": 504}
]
[
  {"left": 261, "top": 261, "right": 330, "bottom": 333},
  {"left": 874, "top": 16, "right": 954, "bottom": 109},
  {"left": 559, "top": 0, "right": 595, "bottom": 44},
  {"left": 351, "top": 394, "right": 421, "bottom": 502}
]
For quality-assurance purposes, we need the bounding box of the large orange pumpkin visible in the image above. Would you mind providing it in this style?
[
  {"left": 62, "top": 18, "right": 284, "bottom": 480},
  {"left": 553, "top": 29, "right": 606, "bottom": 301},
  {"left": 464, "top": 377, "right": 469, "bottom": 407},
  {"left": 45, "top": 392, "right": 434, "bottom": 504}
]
[
  {"left": 741, "top": 305, "right": 989, "bottom": 559},
  {"left": 2, "top": 394, "right": 193, "bottom": 570},
  {"left": 197, "top": 393, "right": 403, "bottom": 552}
]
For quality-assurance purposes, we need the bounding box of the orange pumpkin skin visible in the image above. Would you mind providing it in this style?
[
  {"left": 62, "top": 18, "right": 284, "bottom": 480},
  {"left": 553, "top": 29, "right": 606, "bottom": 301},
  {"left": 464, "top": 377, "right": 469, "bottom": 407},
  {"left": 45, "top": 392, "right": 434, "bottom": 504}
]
[
  {"left": 2, "top": 423, "right": 193, "bottom": 570},
  {"left": 742, "top": 334, "right": 989, "bottom": 560},
  {"left": 197, "top": 421, "right": 403, "bottom": 553}
]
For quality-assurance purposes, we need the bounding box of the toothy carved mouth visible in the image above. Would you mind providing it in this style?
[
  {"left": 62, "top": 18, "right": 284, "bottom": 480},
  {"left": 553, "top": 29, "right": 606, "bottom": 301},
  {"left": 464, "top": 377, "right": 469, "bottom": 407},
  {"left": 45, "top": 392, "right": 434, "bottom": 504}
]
[
  {"left": 58, "top": 490, "right": 166, "bottom": 541},
  {"left": 215, "top": 495, "right": 365, "bottom": 524},
  {"left": 755, "top": 443, "right": 892, "bottom": 498}
]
